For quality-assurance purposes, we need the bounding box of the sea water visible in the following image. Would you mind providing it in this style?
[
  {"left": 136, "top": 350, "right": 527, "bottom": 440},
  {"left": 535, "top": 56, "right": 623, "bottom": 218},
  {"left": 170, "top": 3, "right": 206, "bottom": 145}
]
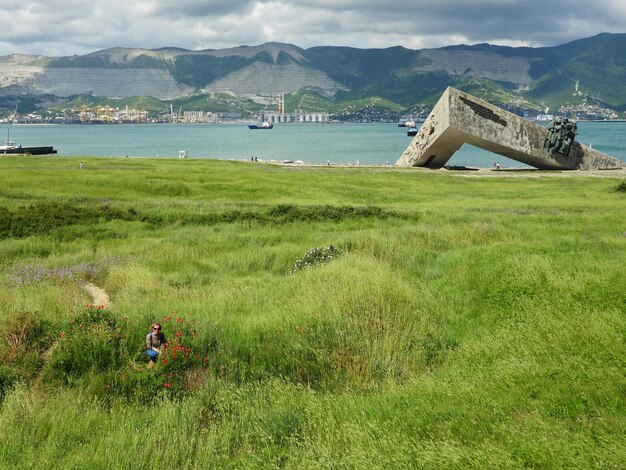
[{"left": 4, "top": 121, "right": 626, "bottom": 167}]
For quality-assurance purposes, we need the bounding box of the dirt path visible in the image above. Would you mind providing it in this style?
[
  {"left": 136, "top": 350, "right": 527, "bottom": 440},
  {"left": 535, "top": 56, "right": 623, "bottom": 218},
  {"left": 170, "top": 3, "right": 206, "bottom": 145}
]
[{"left": 83, "top": 282, "right": 111, "bottom": 309}]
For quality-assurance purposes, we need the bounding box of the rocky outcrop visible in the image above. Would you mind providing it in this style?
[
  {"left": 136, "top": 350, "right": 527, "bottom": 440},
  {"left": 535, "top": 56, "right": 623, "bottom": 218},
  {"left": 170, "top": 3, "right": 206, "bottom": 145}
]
[
  {"left": 0, "top": 63, "right": 192, "bottom": 99},
  {"left": 419, "top": 49, "right": 533, "bottom": 85},
  {"left": 32, "top": 68, "right": 192, "bottom": 99},
  {"left": 202, "top": 62, "right": 348, "bottom": 96}
]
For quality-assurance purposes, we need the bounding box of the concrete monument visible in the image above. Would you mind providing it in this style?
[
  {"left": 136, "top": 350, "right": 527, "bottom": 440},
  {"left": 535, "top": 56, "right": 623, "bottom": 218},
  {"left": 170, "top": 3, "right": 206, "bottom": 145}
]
[{"left": 396, "top": 87, "right": 623, "bottom": 170}]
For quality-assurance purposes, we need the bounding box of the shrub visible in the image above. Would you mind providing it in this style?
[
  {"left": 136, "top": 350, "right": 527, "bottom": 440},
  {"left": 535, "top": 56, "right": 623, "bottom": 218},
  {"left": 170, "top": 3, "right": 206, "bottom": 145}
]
[
  {"left": 154, "top": 314, "right": 209, "bottom": 394},
  {"left": 615, "top": 181, "right": 626, "bottom": 193},
  {"left": 45, "top": 310, "right": 215, "bottom": 400},
  {"left": 45, "top": 306, "right": 127, "bottom": 384},
  {"left": 180, "top": 204, "right": 402, "bottom": 227},
  {"left": 290, "top": 245, "right": 343, "bottom": 274},
  {"left": 0, "top": 366, "right": 22, "bottom": 403},
  {"left": 0, "top": 311, "right": 54, "bottom": 380},
  {"left": 266, "top": 204, "right": 398, "bottom": 223},
  {"left": 0, "top": 202, "right": 133, "bottom": 239}
]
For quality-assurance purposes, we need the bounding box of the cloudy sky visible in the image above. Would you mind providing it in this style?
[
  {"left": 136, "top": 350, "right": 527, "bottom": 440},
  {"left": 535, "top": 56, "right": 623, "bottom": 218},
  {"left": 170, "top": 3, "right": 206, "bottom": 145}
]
[{"left": 0, "top": 0, "right": 624, "bottom": 56}]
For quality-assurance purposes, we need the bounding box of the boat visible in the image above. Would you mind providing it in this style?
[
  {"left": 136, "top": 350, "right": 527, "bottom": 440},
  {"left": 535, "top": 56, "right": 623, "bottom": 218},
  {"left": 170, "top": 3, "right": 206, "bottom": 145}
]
[
  {"left": 407, "top": 127, "right": 418, "bottom": 137},
  {"left": 248, "top": 122, "right": 273, "bottom": 129},
  {"left": 1, "top": 130, "right": 57, "bottom": 155},
  {"left": 536, "top": 114, "right": 555, "bottom": 122}
]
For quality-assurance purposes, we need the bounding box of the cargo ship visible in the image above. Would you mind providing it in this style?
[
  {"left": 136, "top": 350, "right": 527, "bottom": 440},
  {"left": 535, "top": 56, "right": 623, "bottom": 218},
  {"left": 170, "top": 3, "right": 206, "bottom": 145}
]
[{"left": 248, "top": 122, "right": 273, "bottom": 129}]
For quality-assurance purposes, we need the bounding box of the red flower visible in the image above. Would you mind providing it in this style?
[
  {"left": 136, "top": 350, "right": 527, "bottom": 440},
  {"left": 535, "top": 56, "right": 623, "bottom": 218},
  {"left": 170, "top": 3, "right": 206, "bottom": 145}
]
[
  {"left": 161, "top": 359, "right": 167, "bottom": 365},
  {"left": 163, "top": 383, "right": 171, "bottom": 388}
]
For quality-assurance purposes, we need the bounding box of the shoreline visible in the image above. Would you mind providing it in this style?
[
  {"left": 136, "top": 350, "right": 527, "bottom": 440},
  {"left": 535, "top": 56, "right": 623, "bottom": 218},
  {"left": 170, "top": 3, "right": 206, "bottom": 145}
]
[
  {"left": 4, "top": 153, "right": 623, "bottom": 178},
  {"left": 255, "top": 158, "right": 626, "bottom": 178}
]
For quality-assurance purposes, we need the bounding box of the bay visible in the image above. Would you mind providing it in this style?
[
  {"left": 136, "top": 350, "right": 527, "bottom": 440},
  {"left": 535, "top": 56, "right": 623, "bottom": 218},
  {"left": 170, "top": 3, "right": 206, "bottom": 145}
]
[{"left": 4, "top": 121, "right": 626, "bottom": 167}]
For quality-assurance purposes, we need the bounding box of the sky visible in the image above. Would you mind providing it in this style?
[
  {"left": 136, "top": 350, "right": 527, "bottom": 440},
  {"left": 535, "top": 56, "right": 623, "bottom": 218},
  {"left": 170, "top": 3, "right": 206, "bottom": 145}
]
[{"left": 0, "top": 0, "right": 624, "bottom": 57}]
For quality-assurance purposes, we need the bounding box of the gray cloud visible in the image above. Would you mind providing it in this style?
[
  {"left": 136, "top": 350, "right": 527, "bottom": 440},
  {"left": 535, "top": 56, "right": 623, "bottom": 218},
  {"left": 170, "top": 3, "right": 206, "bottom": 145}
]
[
  {"left": 146, "top": 0, "right": 259, "bottom": 18},
  {"left": 0, "top": 0, "right": 623, "bottom": 56}
]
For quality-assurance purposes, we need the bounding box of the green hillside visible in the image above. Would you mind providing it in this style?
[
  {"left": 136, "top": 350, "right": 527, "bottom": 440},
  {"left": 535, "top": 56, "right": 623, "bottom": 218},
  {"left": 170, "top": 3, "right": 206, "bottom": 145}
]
[
  {"left": 304, "top": 34, "right": 626, "bottom": 113},
  {"left": 171, "top": 54, "right": 251, "bottom": 88},
  {"left": 46, "top": 95, "right": 169, "bottom": 114},
  {"left": 526, "top": 34, "right": 626, "bottom": 110},
  {"left": 306, "top": 46, "right": 455, "bottom": 107}
]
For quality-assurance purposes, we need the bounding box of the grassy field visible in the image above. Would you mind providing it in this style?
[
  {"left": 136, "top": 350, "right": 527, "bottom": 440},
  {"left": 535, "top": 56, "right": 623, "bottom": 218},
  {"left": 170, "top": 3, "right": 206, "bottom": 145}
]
[{"left": 0, "top": 156, "right": 624, "bottom": 468}]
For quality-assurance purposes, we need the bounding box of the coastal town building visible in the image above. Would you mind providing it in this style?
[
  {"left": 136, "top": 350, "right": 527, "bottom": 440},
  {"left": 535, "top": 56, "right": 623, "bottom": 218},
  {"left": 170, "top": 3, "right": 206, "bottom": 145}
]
[
  {"left": 182, "top": 111, "right": 216, "bottom": 123},
  {"left": 259, "top": 110, "right": 330, "bottom": 123}
]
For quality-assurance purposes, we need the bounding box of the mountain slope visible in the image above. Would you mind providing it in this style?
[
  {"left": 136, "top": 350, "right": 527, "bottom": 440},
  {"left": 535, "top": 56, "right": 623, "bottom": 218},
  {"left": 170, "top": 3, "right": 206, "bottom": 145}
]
[
  {"left": 525, "top": 33, "right": 626, "bottom": 110},
  {"left": 0, "top": 33, "right": 625, "bottom": 114}
]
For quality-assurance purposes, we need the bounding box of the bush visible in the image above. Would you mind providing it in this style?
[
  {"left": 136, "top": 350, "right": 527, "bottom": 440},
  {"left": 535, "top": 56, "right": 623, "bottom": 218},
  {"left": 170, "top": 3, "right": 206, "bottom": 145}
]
[
  {"left": 43, "top": 310, "right": 215, "bottom": 400},
  {"left": 0, "top": 202, "right": 133, "bottom": 239},
  {"left": 290, "top": 245, "right": 343, "bottom": 274},
  {"left": 615, "top": 181, "right": 626, "bottom": 193},
  {"left": 0, "top": 366, "right": 22, "bottom": 403},
  {"left": 45, "top": 307, "right": 127, "bottom": 384},
  {"left": 153, "top": 314, "right": 209, "bottom": 395},
  {"left": 266, "top": 204, "right": 398, "bottom": 223},
  {"left": 0, "top": 311, "right": 54, "bottom": 380}
]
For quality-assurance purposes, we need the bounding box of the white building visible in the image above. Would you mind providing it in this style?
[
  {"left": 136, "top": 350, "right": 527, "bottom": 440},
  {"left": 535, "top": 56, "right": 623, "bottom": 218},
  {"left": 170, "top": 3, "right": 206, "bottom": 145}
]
[
  {"left": 259, "top": 111, "right": 330, "bottom": 124},
  {"left": 182, "top": 111, "right": 216, "bottom": 123}
]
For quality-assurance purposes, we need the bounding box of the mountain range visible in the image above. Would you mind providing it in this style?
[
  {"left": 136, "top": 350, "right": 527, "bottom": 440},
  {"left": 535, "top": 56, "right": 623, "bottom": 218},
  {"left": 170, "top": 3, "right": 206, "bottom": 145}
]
[{"left": 1, "top": 33, "right": 625, "bottom": 117}]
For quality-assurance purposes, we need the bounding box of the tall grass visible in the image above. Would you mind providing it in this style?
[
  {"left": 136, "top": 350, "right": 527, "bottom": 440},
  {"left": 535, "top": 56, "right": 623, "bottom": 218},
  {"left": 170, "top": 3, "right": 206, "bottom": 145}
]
[{"left": 0, "top": 156, "right": 624, "bottom": 468}]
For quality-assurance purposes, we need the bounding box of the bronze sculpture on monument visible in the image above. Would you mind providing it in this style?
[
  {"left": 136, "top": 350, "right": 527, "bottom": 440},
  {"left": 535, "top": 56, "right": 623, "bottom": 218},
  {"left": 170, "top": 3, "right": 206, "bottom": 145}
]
[{"left": 544, "top": 117, "right": 577, "bottom": 156}]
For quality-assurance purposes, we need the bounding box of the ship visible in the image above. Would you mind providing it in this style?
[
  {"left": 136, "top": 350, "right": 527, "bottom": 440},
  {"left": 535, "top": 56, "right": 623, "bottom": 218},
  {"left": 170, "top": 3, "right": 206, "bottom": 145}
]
[
  {"left": 398, "top": 117, "right": 425, "bottom": 127},
  {"left": 1, "top": 131, "right": 57, "bottom": 155},
  {"left": 248, "top": 122, "right": 273, "bottom": 129}
]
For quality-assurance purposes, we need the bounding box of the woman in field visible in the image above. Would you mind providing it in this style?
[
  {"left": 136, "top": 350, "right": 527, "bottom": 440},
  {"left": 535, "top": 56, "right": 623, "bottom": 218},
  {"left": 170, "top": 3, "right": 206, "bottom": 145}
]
[{"left": 146, "top": 323, "right": 166, "bottom": 367}]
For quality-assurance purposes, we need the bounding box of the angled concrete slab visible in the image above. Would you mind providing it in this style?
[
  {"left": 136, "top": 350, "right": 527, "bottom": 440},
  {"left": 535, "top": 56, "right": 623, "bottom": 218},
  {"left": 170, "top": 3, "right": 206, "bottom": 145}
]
[{"left": 396, "top": 87, "right": 624, "bottom": 170}]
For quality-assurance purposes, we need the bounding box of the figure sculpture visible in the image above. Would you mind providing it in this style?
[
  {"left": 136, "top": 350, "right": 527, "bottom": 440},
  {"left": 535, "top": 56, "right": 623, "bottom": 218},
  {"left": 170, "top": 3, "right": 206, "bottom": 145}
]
[{"left": 544, "top": 117, "right": 577, "bottom": 156}]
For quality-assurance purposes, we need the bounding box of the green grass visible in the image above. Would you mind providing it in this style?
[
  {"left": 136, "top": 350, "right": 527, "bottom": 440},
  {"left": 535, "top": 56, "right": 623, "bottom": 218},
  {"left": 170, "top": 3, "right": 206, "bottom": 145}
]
[{"left": 0, "top": 156, "right": 624, "bottom": 468}]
